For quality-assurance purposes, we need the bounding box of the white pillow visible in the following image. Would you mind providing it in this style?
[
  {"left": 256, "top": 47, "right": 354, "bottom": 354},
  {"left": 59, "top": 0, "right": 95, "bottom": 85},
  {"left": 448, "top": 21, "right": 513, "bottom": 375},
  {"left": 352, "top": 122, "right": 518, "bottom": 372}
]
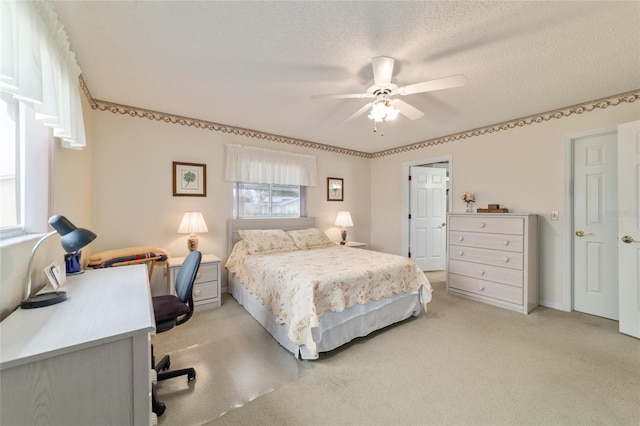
[
  {"left": 287, "top": 228, "right": 333, "bottom": 250},
  {"left": 238, "top": 229, "right": 298, "bottom": 254}
]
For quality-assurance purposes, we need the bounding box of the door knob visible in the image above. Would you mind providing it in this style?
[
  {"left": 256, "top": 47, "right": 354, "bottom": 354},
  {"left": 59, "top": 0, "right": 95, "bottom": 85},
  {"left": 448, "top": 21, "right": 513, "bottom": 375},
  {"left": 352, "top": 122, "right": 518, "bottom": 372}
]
[
  {"left": 441, "top": 223, "right": 447, "bottom": 227},
  {"left": 621, "top": 235, "right": 638, "bottom": 244},
  {"left": 575, "top": 230, "right": 593, "bottom": 237}
]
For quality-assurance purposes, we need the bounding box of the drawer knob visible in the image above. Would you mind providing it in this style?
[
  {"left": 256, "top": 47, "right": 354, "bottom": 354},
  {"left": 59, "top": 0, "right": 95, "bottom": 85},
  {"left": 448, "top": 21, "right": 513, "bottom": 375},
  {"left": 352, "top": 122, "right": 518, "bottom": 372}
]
[
  {"left": 194, "top": 289, "right": 201, "bottom": 296},
  {"left": 479, "top": 284, "right": 485, "bottom": 291},
  {"left": 479, "top": 222, "right": 486, "bottom": 228},
  {"left": 502, "top": 256, "right": 510, "bottom": 262},
  {"left": 459, "top": 251, "right": 464, "bottom": 256},
  {"left": 458, "top": 236, "right": 464, "bottom": 241},
  {"left": 503, "top": 240, "right": 510, "bottom": 246},
  {"left": 479, "top": 269, "right": 485, "bottom": 276}
]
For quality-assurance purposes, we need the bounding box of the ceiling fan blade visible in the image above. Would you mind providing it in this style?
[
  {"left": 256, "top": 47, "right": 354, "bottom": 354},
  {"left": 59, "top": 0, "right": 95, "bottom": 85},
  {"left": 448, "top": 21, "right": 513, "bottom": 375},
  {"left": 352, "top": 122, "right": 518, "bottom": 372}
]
[
  {"left": 396, "top": 74, "right": 467, "bottom": 96},
  {"left": 371, "top": 56, "right": 395, "bottom": 87},
  {"left": 344, "top": 102, "right": 374, "bottom": 123},
  {"left": 312, "top": 93, "right": 372, "bottom": 99},
  {"left": 390, "top": 99, "right": 424, "bottom": 120}
]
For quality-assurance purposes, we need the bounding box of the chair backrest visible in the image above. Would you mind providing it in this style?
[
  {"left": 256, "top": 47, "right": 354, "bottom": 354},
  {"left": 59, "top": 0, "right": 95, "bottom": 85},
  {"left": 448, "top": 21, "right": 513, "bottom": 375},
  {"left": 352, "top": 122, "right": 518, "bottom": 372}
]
[{"left": 175, "top": 251, "right": 202, "bottom": 304}]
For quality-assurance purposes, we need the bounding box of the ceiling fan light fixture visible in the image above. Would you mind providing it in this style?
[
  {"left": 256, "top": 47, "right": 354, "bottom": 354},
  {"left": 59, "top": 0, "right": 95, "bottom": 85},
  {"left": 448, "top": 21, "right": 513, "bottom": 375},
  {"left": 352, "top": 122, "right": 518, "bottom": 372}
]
[{"left": 368, "top": 100, "right": 398, "bottom": 122}]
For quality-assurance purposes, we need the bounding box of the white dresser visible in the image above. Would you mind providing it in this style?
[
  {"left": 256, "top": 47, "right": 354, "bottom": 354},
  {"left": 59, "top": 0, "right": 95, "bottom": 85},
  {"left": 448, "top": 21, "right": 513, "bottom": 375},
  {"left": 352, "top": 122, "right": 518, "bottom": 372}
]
[
  {"left": 168, "top": 254, "right": 221, "bottom": 308},
  {"left": 0, "top": 265, "right": 155, "bottom": 425},
  {"left": 447, "top": 213, "right": 538, "bottom": 314}
]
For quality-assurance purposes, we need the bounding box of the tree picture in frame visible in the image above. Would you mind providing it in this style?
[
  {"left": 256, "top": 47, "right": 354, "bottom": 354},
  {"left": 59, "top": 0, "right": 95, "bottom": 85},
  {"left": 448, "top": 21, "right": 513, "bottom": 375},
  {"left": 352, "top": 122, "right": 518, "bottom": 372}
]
[
  {"left": 173, "top": 161, "right": 207, "bottom": 196},
  {"left": 327, "top": 177, "right": 343, "bottom": 201}
]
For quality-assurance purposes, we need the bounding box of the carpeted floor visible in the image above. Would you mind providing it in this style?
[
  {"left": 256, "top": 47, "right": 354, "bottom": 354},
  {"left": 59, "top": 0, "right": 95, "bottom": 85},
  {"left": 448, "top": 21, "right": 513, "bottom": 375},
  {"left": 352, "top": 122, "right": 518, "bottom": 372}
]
[{"left": 152, "top": 271, "right": 640, "bottom": 426}]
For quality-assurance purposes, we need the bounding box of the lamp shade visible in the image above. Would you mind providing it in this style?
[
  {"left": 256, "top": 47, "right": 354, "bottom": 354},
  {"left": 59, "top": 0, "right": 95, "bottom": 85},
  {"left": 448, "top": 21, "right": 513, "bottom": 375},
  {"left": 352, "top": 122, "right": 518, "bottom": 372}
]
[
  {"left": 178, "top": 212, "right": 209, "bottom": 234},
  {"left": 49, "top": 215, "right": 97, "bottom": 253},
  {"left": 334, "top": 211, "right": 353, "bottom": 227}
]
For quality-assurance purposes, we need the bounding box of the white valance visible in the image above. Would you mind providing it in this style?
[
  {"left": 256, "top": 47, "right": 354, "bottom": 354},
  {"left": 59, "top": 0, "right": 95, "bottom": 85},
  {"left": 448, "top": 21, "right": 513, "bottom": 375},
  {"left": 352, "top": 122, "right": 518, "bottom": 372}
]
[
  {"left": 0, "top": 0, "right": 86, "bottom": 149},
  {"left": 225, "top": 144, "right": 317, "bottom": 186}
]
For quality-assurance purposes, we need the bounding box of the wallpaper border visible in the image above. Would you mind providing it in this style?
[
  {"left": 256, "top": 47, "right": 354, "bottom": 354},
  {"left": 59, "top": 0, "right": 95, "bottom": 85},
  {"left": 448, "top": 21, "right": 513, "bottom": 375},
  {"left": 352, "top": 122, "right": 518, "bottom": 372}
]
[{"left": 80, "top": 77, "right": 638, "bottom": 160}]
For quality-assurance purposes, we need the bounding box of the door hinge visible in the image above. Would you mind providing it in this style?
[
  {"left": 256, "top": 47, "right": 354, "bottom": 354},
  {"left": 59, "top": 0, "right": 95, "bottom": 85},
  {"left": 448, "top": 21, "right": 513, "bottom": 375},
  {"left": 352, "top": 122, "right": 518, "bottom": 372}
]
[
  {"left": 408, "top": 214, "right": 411, "bottom": 219},
  {"left": 408, "top": 175, "right": 412, "bottom": 181},
  {"left": 408, "top": 251, "right": 411, "bottom": 258}
]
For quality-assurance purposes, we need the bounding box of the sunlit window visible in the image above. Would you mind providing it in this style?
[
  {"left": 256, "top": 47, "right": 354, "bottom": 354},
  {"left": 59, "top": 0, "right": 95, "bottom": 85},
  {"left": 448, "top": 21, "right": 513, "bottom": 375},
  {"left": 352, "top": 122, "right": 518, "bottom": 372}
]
[
  {"left": 233, "top": 182, "right": 304, "bottom": 218},
  {"left": 0, "top": 95, "right": 52, "bottom": 240}
]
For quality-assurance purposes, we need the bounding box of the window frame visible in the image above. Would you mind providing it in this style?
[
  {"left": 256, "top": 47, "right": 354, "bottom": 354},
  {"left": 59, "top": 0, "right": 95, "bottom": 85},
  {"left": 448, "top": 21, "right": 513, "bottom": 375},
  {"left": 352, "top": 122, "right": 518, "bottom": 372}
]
[
  {"left": 233, "top": 182, "right": 307, "bottom": 219},
  {"left": 0, "top": 97, "right": 53, "bottom": 241}
]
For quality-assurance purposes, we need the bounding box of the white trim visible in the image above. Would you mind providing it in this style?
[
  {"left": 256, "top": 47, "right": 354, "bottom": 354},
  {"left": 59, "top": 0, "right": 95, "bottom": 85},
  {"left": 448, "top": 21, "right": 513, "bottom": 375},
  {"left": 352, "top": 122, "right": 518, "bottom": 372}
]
[
  {"left": 401, "top": 154, "right": 453, "bottom": 259},
  {"left": 562, "top": 126, "right": 618, "bottom": 313}
]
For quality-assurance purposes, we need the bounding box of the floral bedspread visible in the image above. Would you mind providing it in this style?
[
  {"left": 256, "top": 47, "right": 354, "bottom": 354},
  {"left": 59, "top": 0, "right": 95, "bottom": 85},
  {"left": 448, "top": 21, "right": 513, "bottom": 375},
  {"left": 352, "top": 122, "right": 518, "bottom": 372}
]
[{"left": 226, "top": 243, "right": 432, "bottom": 355}]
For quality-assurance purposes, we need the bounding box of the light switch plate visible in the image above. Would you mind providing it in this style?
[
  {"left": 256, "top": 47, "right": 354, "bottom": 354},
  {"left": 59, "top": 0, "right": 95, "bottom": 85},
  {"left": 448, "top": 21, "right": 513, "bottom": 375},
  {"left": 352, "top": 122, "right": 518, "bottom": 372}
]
[{"left": 551, "top": 210, "right": 559, "bottom": 221}]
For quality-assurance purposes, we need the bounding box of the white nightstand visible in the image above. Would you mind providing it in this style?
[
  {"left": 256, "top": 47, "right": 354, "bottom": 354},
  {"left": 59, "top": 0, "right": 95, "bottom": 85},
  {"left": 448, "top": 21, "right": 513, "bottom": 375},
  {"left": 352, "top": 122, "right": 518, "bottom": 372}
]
[
  {"left": 168, "top": 254, "right": 221, "bottom": 308},
  {"left": 336, "top": 241, "right": 367, "bottom": 249}
]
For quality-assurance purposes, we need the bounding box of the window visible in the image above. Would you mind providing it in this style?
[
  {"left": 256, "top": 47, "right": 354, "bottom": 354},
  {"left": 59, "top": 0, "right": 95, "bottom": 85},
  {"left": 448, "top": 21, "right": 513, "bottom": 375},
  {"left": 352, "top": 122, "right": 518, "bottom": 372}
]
[
  {"left": 233, "top": 182, "right": 305, "bottom": 218},
  {"left": 0, "top": 95, "right": 19, "bottom": 233},
  {"left": 0, "top": 94, "right": 52, "bottom": 240}
]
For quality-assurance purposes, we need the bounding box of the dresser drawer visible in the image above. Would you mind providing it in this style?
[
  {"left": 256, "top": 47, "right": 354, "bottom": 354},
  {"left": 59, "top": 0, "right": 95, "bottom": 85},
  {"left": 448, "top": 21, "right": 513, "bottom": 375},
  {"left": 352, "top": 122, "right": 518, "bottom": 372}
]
[
  {"left": 449, "top": 259, "right": 523, "bottom": 287},
  {"left": 195, "top": 263, "right": 219, "bottom": 284},
  {"left": 448, "top": 274, "right": 523, "bottom": 305},
  {"left": 450, "top": 231, "right": 523, "bottom": 252},
  {"left": 449, "top": 216, "right": 523, "bottom": 235},
  {"left": 449, "top": 245, "right": 523, "bottom": 270},
  {"left": 193, "top": 282, "right": 218, "bottom": 302}
]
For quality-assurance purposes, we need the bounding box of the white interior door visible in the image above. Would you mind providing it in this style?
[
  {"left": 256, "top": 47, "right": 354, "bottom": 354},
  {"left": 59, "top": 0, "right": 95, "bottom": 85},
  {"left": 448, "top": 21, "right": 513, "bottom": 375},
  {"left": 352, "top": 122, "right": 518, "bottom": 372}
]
[
  {"left": 573, "top": 131, "right": 619, "bottom": 320},
  {"left": 410, "top": 166, "right": 447, "bottom": 271},
  {"left": 618, "top": 120, "right": 640, "bottom": 338}
]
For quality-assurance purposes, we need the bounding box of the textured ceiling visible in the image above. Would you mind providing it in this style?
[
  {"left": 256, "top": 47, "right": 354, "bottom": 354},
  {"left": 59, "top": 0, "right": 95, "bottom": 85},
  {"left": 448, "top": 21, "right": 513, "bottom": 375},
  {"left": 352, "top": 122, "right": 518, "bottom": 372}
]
[{"left": 52, "top": 1, "right": 640, "bottom": 154}]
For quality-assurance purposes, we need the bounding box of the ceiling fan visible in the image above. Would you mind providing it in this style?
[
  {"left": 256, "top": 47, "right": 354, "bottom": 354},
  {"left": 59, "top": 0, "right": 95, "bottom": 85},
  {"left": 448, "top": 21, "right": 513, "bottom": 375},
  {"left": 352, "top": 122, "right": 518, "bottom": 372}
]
[{"left": 313, "top": 56, "right": 466, "bottom": 134}]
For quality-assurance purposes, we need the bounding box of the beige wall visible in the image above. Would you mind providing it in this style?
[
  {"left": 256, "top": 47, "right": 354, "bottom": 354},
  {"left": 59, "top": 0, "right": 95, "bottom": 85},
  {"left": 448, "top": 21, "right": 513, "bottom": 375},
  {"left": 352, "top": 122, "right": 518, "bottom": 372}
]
[
  {"left": 2, "top": 94, "right": 637, "bottom": 318},
  {"left": 370, "top": 101, "right": 639, "bottom": 310},
  {"left": 89, "top": 111, "right": 371, "bottom": 294}
]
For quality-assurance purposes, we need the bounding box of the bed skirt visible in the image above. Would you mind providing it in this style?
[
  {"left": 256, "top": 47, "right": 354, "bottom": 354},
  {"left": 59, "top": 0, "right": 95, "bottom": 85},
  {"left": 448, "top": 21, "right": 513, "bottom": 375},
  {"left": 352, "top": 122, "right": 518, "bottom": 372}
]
[{"left": 229, "top": 273, "right": 424, "bottom": 360}]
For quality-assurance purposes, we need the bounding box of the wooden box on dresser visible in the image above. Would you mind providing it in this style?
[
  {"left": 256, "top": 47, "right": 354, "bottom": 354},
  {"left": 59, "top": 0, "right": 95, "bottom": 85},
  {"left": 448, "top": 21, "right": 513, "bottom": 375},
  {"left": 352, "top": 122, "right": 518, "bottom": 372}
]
[{"left": 447, "top": 213, "right": 538, "bottom": 314}]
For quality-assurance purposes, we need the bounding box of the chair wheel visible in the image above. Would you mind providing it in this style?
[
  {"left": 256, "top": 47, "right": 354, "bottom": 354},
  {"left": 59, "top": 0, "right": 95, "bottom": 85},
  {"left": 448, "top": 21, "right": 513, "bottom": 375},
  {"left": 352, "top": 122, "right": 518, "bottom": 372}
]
[
  {"left": 188, "top": 369, "right": 196, "bottom": 381},
  {"left": 154, "top": 402, "right": 166, "bottom": 417}
]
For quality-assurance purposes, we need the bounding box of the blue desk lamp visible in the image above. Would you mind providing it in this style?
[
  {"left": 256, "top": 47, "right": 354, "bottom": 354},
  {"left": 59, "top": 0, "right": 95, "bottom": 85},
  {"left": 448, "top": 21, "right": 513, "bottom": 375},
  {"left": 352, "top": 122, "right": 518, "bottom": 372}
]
[{"left": 21, "top": 215, "right": 97, "bottom": 309}]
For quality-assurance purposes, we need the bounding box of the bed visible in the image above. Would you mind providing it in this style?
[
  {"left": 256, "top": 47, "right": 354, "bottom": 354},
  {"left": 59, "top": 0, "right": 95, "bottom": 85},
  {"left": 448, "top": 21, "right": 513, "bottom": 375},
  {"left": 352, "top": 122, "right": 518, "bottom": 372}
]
[{"left": 226, "top": 218, "right": 432, "bottom": 360}]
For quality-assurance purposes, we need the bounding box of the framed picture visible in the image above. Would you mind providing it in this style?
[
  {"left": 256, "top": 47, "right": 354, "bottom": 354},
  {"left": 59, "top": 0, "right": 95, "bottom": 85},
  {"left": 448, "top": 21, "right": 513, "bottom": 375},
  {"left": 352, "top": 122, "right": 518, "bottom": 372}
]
[
  {"left": 173, "top": 162, "right": 207, "bottom": 197},
  {"left": 327, "top": 177, "right": 343, "bottom": 201}
]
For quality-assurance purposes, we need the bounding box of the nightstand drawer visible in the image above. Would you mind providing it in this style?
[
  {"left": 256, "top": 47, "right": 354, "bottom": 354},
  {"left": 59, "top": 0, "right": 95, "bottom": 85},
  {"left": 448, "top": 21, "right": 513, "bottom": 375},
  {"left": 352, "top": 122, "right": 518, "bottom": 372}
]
[
  {"left": 195, "top": 263, "right": 219, "bottom": 284},
  {"left": 193, "top": 282, "right": 218, "bottom": 302}
]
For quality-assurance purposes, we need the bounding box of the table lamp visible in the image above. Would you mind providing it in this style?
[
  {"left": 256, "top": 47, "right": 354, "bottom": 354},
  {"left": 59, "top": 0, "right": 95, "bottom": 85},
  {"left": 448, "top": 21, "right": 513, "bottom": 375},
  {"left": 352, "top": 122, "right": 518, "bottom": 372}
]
[
  {"left": 178, "top": 211, "right": 208, "bottom": 251},
  {"left": 22, "top": 215, "right": 97, "bottom": 309},
  {"left": 334, "top": 211, "right": 353, "bottom": 245}
]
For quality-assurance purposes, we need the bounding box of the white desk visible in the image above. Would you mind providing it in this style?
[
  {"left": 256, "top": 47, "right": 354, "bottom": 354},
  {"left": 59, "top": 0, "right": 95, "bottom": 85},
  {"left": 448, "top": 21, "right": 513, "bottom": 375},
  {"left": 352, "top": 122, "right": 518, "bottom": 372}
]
[{"left": 1, "top": 265, "right": 155, "bottom": 425}]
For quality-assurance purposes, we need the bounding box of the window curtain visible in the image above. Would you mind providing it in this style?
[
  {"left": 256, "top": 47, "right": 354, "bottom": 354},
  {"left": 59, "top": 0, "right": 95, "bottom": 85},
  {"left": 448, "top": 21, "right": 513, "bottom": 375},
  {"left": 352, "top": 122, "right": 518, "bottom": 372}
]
[
  {"left": 0, "top": 0, "right": 86, "bottom": 149},
  {"left": 225, "top": 144, "right": 317, "bottom": 186}
]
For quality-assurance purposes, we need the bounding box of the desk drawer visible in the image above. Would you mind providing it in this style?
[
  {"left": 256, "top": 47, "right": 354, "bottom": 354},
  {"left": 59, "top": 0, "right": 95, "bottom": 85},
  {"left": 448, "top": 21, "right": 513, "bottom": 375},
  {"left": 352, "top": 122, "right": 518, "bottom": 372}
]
[
  {"left": 193, "top": 282, "right": 218, "bottom": 302},
  {"left": 449, "top": 245, "right": 523, "bottom": 270},
  {"left": 195, "top": 263, "right": 219, "bottom": 284},
  {"left": 449, "top": 274, "right": 523, "bottom": 305},
  {"left": 449, "top": 259, "right": 523, "bottom": 287},
  {"left": 449, "top": 231, "right": 523, "bottom": 252},
  {"left": 449, "top": 216, "right": 523, "bottom": 235}
]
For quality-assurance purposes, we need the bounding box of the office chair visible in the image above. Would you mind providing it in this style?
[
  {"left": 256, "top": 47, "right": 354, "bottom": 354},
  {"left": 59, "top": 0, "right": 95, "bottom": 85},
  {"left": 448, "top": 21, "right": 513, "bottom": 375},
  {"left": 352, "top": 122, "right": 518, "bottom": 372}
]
[{"left": 151, "top": 250, "right": 201, "bottom": 416}]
